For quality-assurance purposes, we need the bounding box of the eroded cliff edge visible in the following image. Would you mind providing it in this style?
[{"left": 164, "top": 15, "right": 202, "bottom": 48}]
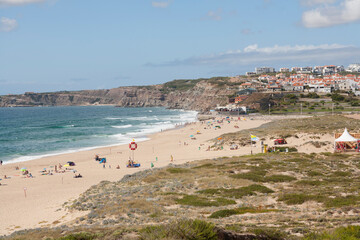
[{"left": 0, "top": 77, "right": 238, "bottom": 111}]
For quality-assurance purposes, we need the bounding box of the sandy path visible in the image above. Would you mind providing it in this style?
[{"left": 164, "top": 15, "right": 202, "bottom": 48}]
[{"left": 0, "top": 116, "right": 270, "bottom": 235}]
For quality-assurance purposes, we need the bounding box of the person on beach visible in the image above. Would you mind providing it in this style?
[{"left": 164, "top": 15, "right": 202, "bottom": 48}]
[
  {"left": 95, "top": 155, "right": 100, "bottom": 161},
  {"left": 0, "top": 160, "right": 2, "bottom": 165},
  {"left": 170, "top": 155, "right": 174, "bottom": 162},
  {"left": 58, "top": 163, "right": 62, "bottom": 169}
]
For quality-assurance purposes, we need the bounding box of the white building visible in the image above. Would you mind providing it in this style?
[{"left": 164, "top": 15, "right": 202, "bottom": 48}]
[
  {"left": 279, "top": 68, "right": 289, "bottom": 73},
  {"left": 336, "top": 65, "right": 345, "bottom": 73},
  {"left": 255, "top": 67, "right": 275, "bottom": 74},
  {"left": 308, "top": 84, "right": 332, "bottom": 93},
  {"left": 346, "top": 64, "right": 360, "bottom": 73},
  {"left": 313, "top": 66, "right": 324, "bottom": 75},
  {"left": 300, "top": 67, "right": 313, "bottom": 74},
  {"left": 338, "top": 79, "right": 359, "bottom": 92},
  {"left": 323, "top": 65, "right": 337, "bottom": 75},
  {"left": 291, "top": 67, "right": 301, "bottom": 72}
]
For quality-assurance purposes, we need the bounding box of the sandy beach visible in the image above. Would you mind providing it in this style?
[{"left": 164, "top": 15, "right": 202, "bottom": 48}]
[{"left": 0, "top": 115, "right": 276, "bottom": 235}]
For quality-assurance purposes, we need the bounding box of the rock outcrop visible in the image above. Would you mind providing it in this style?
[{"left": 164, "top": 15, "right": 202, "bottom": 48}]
[{"left": 0, "top": 78, "right": 237, "bottom": 111}]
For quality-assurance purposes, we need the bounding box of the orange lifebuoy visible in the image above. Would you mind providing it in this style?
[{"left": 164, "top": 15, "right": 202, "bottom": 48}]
[{"left": 129, "top": 142, "right": 137, "bottom": 150}]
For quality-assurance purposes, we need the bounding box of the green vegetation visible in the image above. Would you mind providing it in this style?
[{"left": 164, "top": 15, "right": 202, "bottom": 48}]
[
  {"left": 278, "top": 193, "right": 360, "bottom": 208},
  {"left": 175, "top": 195, "right": 236, "bottom": 207},
  {"left": 251, "top": 228, "right": 289, "bottom": 240},
  {"left": 161, "top": 76, "right": 231, "bottom": 92},
  {"left": 261, "top": 90, "right": 360, "bottom": 114},
  {"left": 197, "top": 184, "right": 274, "bottom": 198},
  {"left": 230, "top": 171, "right": 296, "bottom": 183},
  {"left": 278, "top": 193, "right": 325, "bottom": 205},
  {"left": 139, "top": 219, "right": 218, "bottom": 240},
  {"left": 209, "top": 207, "right": 278, "bottom": 219},
  {"left": 166, "top": 167, "right": 191, "bottom": 174},
  {"left": 300, "top": 92, "right": 320, "bottom": 99},
  {"left": 193, "top": 163, "right": 215, "bottom": 169},
  {"left": 331, "top": 93, "right": 346, "bottom": 102},
  {"left": 162, "top": 79, "right": 203, "bottom": 92},
  {"left": 58, "top": 232, "right": 97, "bottom": 240},
  {"left": 304, "top": 225, "right": 360, "bottom": 240}
]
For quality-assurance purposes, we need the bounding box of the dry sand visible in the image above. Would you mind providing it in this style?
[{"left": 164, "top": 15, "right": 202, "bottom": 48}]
[{"left": 0, "top": 116, "right": 270, "bottom": 235}]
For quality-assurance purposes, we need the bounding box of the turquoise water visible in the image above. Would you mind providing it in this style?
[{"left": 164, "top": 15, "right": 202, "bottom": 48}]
[{"left": 0, "top": 106, "right": 197, "bottom": 164}]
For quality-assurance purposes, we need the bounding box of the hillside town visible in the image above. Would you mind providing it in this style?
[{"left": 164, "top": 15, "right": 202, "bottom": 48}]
[
  {"left": 243, "top": 63, "right": 360, "bottom": 94},
  {"left": 217, "top": 63, "right": 360, "bottom": 113}
]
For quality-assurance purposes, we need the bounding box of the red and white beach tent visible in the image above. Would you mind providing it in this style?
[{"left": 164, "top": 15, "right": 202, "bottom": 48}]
[{"left": 334, "top": 128, "right": 360, "bottom": 152}]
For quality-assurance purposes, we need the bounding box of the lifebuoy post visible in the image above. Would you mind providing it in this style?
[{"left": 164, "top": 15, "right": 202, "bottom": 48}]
[{"left": 129, "top": 140, "right": 137, "bottom": 162}]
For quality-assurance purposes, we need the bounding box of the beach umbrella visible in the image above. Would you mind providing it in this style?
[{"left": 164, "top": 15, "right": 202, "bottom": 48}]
[
  {"left": 190, "top": 135, "right": 194, "bottom": 137},
  {"left": 64, "top": 164, "right": 70, "bottom": 167},
  {"left": 217, "top": 137, "right": 222, "bottom": 140},
  {"left": 21, "top": 168, "right": 27, "bottom": 172}
]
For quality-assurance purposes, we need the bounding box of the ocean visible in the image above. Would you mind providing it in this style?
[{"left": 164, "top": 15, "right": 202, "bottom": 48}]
[{"left": 0, "top": 106, "right": 197, "bottom": 164}]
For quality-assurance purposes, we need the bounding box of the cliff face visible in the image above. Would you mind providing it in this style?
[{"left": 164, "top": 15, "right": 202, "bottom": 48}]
[{"left": 0, "top": 78, "right": 236, "bottom": 111}]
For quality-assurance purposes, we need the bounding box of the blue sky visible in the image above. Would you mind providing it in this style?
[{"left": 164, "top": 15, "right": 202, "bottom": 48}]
[{"left": 1, "top": 0, "right": 360, "bottom": 94}]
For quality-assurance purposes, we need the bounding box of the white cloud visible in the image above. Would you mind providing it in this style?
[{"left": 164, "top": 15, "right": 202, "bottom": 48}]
[
  {"left": 302, "top": 0, "right": 360, "bottom": 27},
  {"left": 152, "top": 1, "right": 171, "bottom": 8},
  {"left": 146, "top": 44, "right": 360, "bottom": 67},
  {"left": 0, "top": 0, "right": 45, "bottom": 6},
  {"left": 242, "top": 43, "right": 346, "bottom": 53},
  {"left": 0, "top": 17, "right": 17, "bottom": 32},
  {"left": 300, "top": 0, "right": 337, "bottom": 6}
]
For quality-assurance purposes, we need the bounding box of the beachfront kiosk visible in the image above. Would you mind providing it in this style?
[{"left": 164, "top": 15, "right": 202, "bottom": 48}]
[{"left": 334, "top": 128, "right": 360, "bottom": 152}]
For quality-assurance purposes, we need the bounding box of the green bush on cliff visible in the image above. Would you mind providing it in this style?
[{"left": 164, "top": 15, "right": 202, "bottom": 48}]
[
  {"left": 58, "top": 232, "right": 97, "bottom": 240},
  {"left": 304, "top": 225, "right": 360, "bottom": 240},
  {"left": 139, "top": 219, "right": 217, "bottom": 240}
]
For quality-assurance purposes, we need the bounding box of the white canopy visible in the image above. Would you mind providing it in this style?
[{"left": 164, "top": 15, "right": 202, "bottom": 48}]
[{"left": 335, "top": 128, "right": 358, "bottom": 142}]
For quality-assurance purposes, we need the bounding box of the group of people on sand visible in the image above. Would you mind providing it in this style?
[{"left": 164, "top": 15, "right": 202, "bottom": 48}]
[{"left": 94, "top": 154, "right": 121, "bottom": 169}]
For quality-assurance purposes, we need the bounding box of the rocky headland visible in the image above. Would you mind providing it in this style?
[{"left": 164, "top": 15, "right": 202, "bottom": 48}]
[{"left": 0, "top": 77, "right": 241, "bottom": 111}]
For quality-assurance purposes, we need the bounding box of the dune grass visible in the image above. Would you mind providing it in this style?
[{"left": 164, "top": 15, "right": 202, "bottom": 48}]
[{"left": 209, "top": 207, "right": 278, "bottom": 219}]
